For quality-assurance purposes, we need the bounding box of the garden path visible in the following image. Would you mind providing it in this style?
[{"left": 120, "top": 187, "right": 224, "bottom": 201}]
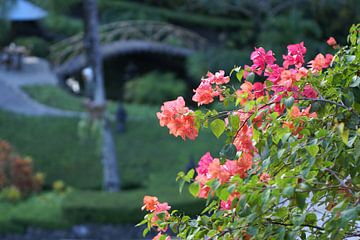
[{"left": 0, "top": 57, "right": 80, "bottom": 117}]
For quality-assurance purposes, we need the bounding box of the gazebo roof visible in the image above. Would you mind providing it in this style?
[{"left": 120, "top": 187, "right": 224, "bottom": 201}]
[{"left": 0, "top": 0, "right": 47, "bottom": 21}]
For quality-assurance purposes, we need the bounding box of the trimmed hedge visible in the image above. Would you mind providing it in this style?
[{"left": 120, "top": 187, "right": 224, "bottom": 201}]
[
  {"left": 0, "top": 192, "right": 71, "bottom": 234},
  {"left": 99, "top": 1, "right": 252, "bottom": 29},
  {"left": 62, "top": 189, "right": 204, "bottom": 224}
]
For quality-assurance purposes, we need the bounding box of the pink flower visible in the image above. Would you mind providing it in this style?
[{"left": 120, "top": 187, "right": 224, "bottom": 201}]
[
  {"left": 302, "top": 84, "right": 318, "bottom": 98},
  {"left": 157, "top": 97, "right": 198, "bottom": 140},
  {"left": 220, "top": 192, "right": 240, "bottom": 210},
  {"left": 279, "top": 69, "right": 298, "bottom": 89},
  {"left": 253, "top": 82, "right": 265, "bottom": 98},
  {"left": 155, "top": 202, "right": 171, "bottom": 213},
  {"left": 283, "top": 42, "right": 306, "bottom": 69},
  {"left": 326, "top": 37, "right": 337, "bottom": 48},
  {"left": 260, "top": 173, "right": 270, "bottom": 183},
  {"left": 265, "top": 64, "right": 283, "bottom": 83},
  {"left": 196, "top": 152, "right": 213, "bottom": 175},
  {"left": 250, "top": 47, "right": 276, "bottom": 75},
  {"left": 192, "top": 81, "right": 219, "bottom": 106},
  {"left": 205, "top": 70, "right": 230, "bottom": 85},
  {"left": 308, "top": 53, "right": 333, "bottom": 73},
  {"left": 208, "top": 158, "right": 230, "bottom": 184}
]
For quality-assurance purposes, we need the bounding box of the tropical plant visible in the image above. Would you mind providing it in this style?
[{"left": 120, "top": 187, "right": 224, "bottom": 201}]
[{"left": 138, "top": 24, "right": 360, "bottom": 239}]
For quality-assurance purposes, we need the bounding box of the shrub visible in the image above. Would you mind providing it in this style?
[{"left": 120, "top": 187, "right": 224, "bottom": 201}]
[
  {"left": 14, "top": 37, "right": 49, "bottom": 58},
  {"left": 43, "top": 14, "right": 83, "bottom": 37},
  {"left": 0, "top": 186, "right": 21, "bottom": 203},
  {"left": 0, "top": 140, "right": 43, "bottom": 197},
  {"left": 62, "top": 189, "right": 204, "bottom": 224},
  {"left": 124, "top": 71, "right": 187, "bottom": 105},
  {"left": 186, "top": 48, "right": 251, "bottom": 81}
]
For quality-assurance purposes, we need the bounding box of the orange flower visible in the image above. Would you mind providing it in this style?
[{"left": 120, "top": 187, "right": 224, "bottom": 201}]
[{"left": 142, "top": 196, "right": 159, "bottom": 211}]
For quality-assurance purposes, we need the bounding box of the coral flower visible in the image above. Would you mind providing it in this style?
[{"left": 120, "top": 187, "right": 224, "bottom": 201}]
[
  {"left": 192, "top": 81, "right": 219, "bottom": 106},
  {"left": 142, "top": 196, "right": 159, "bottom": 211},
  {"left": 326, "top": 37, "right": 337, "bottom": 48},
  {"left": 157, "top": 97, "right": 198, "bottom": 140},
  {"left": 308, "top": 53, "right": 333, "bottom": 73},
  {"left": 205, "top": 70, "right": 230, "bottom": 85}
]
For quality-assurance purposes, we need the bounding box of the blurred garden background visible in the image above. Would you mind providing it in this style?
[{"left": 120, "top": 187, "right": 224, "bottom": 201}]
[{"left": 0, "top": 0, "right": 359, "bottom": 239}]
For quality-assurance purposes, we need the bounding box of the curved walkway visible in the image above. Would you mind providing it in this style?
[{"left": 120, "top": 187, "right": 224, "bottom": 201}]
[{"left": 0, "top": 57, "right": 80, "bottom": 117}]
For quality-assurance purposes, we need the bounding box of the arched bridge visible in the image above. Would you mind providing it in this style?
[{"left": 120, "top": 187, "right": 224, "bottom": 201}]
[{"left": 50, "top": 20, "right": 208, "bottom": 78}]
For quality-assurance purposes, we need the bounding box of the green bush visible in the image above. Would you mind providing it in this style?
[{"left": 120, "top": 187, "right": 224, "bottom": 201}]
[
  {"left": 0, "top": 20, "right": 10, "bottom": 47},
  {"left": 99, "top": 1, "right": 249, "bottom": 29},
  {"left": 14, "top": 37, "right": 49, "bottom": 58},
  {"left": 62, "top": 189, "right": 204, "bottom": 224},
  {"left": 5, "top": 192, "right": 71, "bottom": 230},
  {"left": 124, "top": 72, "right": 187, "bottom": 105},
  {"left": 186, "top": 48, "right": 252, "bottom": 81},
  {"left": 44, "top": 14, "right": 83, "bottom": 37}
]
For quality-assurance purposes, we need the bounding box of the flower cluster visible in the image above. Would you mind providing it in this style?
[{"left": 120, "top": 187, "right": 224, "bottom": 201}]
[
  {"left": 192, "top": 70, "right": 229, "bottom": 106},
  {"left": 194, "top": 152, "right": 252, "bottom": 208},
  {"left": 143, "top": 34, "right": 348, "bottom": 238},
  {"left": 156, "top": 97, "right": 198, "bottom": 140},
  {"left": 142, "top": 196, "right": 171, "bottom": 237}
]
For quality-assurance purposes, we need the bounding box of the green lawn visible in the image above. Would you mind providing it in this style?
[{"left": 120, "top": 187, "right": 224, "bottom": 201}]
[{"left": 0, "top": 84, "right": 222, "bottom": 232}]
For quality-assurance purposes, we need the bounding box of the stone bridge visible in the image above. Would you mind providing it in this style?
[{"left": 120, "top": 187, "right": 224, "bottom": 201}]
[{"left": 50, "top": 20, "right": 208, "bottom": 78}]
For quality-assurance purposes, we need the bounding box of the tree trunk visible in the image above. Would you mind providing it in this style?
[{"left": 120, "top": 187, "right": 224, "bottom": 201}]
[{"left": 83, "top": 0, "right": 120, "bottom": 192}]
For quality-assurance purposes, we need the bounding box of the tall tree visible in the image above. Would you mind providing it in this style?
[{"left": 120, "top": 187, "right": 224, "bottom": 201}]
[{"left": 83, "top": 0, "right": 120, "bottom": 192}]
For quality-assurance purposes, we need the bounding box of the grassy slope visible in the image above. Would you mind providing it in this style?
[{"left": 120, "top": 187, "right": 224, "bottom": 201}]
[
  {"left": 19, "top": 85, "right": 221, "bottom": 189},
  {"left": 0, "top": 85, "right": 221, "bottom": 231}
]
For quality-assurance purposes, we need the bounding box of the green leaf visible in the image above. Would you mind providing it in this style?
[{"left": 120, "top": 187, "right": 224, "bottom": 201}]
[
  {"left": 189, "top": 182, "right": 200, "bottom": 197},
  {"left": 220, "top": 143, "right": 237, "bottom": 160},
  {"left": 292, "top": 214, "right": 305, "bottom": 226},
  {"left": 306, "top": 145, "right": 319, "bottom": 157},
  {"left": 350, "top": 76, "right": 360, "bottom": 88},
  {"left": 135, "top": 219, "right": 148, "bottom": 227},
  {"left": 283, "top": 186, "right": 294, "bottom": 198},
  {"left": 143, "top": 227, "right": 149, "bottom": 237},
  {"left": 236, "top": 69, "right": 244, "bottom": 82},
  {"left": 295, "top": 193, "right": 307, "bottom": 210},
  {"left": 219, "top": 188, "right": 230, "bottom": 201},
  {"left": 210, "top": 119, "right": 226, "bottom": 138},
  {"left": 305, "top": 213, "right": 317, "bottom": 225},
  {"left": 284, "top": 96, "right": 295, "bottom": 109},
  {"left": 246, "top": 72, "right": 255, "bottom": 83},
  {"left": 341, "top": 129, "right": 349, "bottom": 145},
  {"left": 229, "top": 114, "right": 240, "bottom": 130}
]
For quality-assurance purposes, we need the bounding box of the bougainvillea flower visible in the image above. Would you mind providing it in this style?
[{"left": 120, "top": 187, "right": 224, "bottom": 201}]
[
  {"left": 265, "top": 64, "right": 283, "bottom": 83},
  {"left": 326, "top": 37, "right": 337, "bottom": 47},
  {"left": 260, "top": 173, "right": 270, "bottom": 183},
  {"left": 302, "top": 84, "right": 318, "bottom": 98},
  {"left": 192, "top": 81, "right": 219, "bottom": 106},
  {"left": 142, "top": 196, "right": 159, "bottom": 211},
  {"left": 154, "top": 202, "right": 171, "bottom": 213},
  {"left": 157, "top": 97, "right": 198, "bottom": 140},
  {"left": 250, "top": 47, "right": 276, "bottom": 75},
  {"left": 290, "top": 106, "right": 317, "bottom": 119},
  {"left": 283, "top": 42, "right": 306, "bottom": 69},
  {"left": 308, "top": 53, "right": 333, "bottom": 73},
  {"left": 205, "top": 70, "right": 230, "bottom": 85},
  {"left": 208, "top": 158, "right": 231, "bottom": 184},
  {"left": 196, "top": 152, "right": 213, "bottom": 175},
  {"left": 253, "top": 82, "right": 265, "bottom": 98}
]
